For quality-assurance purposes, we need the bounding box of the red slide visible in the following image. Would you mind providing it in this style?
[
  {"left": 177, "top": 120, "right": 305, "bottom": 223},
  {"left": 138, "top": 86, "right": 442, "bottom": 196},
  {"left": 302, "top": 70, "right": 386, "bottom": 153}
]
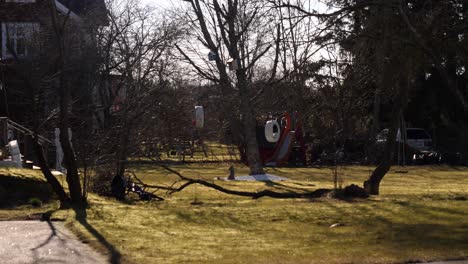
[
  {"left": 263, "top": 111, "right": 305, "bottom": 166},
  {"left": 264, "top": 112, "right": 292, "bottom": 165},
  {"left": 267, "top": 131, "right": 296, "bottom": 166}
]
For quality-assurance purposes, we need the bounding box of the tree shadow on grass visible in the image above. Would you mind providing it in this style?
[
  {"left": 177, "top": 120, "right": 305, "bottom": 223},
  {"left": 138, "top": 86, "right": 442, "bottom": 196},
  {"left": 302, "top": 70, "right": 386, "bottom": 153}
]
[
  {"left": 72, "top": 207, "right": 122, "bottom": 264},
  {"left": 321, "top": 199, "right": 468, "bottom": 253},
  {"left": 264, "top": 180, "right": 316, "bottom": 193}
]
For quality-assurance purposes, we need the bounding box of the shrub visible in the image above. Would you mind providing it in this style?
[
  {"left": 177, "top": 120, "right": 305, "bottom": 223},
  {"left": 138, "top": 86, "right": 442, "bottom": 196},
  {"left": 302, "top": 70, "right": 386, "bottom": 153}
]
[
  {"left": 28, "top": 197, "right": 43, "bottom": 207},
  {"left": 89, "top": 169, "right": 114, "bottom": 196},
  {"left": 0, "top": 185, "right": 6, "bottom": 202}
]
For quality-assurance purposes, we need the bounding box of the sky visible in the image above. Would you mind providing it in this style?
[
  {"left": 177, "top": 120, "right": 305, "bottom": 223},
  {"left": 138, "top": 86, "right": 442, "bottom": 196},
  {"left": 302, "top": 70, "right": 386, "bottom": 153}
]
[
  {"left": 143, "top": 0, "right": 329, "bottom": 14},
  {"left": 142, "top": 0, "right": 179, "bottom": 10},
  {"left": 138, "top": 0, "right": 332, "bottom": 78}
]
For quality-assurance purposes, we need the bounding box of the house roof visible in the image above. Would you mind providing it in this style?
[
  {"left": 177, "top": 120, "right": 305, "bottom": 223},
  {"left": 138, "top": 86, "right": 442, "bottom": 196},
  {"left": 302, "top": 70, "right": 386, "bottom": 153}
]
[
  {"left": 56, "top": 0, "right": 107, "bottom": 24},
  {"left": 57, "top": 0, "right": 106, "bottom": 16}
]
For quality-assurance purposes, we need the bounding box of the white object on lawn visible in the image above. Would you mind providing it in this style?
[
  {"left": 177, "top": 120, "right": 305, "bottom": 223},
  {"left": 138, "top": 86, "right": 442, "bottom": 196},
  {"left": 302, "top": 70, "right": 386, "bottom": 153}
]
[
  {"left": 7, "top": 129, "right": 14, "bottom": 141},
  {"left": 54, "top": 128, "right": 74, "bottom": 173},
  {"left": 195, "top": 106, "right": 204, "bottom": 128},
  {"left": 225, "top": 174, "right": 289, "bottom": 181},
  {"left": 265, "top": 120, "right": 281, "bottom": 143},
  {"left": 8, "top": 140, "right": 22, "bottom": 168},
  {"left": 55, "top": 128, "right": 64, "bottom": 172}
]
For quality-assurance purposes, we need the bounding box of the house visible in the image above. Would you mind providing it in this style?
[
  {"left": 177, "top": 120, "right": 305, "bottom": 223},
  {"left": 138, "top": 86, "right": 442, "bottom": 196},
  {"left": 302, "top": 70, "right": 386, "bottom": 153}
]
[
  {"left": 0, "top": 0, "right": 107, "bottom": 167},
  {"left": 0, "top": 0, "right": 107, "bottom": 123}
]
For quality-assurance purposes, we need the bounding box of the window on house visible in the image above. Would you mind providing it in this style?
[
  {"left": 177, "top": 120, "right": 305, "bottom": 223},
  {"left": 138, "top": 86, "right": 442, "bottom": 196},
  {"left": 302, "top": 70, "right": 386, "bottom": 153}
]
[{"left": 1, "top": 23, "right": 39, "bottom": 59}]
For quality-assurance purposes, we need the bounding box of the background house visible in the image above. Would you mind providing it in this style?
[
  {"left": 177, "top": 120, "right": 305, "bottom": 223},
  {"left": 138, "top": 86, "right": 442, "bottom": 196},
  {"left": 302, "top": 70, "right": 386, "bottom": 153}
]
[
  {"left": 0, "top": 0, "right": 106, "bottom": 124},
  {"left": 0, "top": 0, "right": 106, "bottom": 167}
]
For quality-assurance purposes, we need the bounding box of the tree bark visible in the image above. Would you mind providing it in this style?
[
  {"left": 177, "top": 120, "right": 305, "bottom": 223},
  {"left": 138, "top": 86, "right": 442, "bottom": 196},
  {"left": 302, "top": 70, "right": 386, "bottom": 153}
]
[
  {"left": 32, "top": 139, "right": 70, "bottom": 205},
  {"left": 369, "top": 0, "right": 391, "bottom": 141},
  {"left": 49, "top": 0, "right": 84, "bottom": 206},
  {"left": 364, "top": 75, "right": 410, "bottom": 195},
  {"left": 160, "top": 164, "right": 328, "bottom": 199},
  {"left": 116, "top": 123, "right": 130, "bottom": 177},
  {"left": 236, "top": 68, "right": 264, "bottom": 175},
  {"left": 59, "top": 82, "right": 84, "bottom": 205}
]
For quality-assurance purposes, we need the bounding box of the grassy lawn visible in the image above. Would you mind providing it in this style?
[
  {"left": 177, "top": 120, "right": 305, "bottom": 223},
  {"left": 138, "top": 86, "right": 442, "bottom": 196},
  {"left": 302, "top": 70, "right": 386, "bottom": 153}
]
[
  {"left": 1, "top": 164, "right": 468, "bottom": 263},
  {"left": 0, "top": 167, "right": 58, "bottom": 220},
  {"left": 137, "top": 142, "right": 241, "bottom": 162}
]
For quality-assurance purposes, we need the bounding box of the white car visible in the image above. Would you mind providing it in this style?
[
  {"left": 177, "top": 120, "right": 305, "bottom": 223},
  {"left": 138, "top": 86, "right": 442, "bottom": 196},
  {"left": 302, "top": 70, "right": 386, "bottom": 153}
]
[
  {"left": 398, "top": 128, "right": 433, "bottom": 151},
  {"left": 377, "top": 128, "right": 433, "bottom": 151}
]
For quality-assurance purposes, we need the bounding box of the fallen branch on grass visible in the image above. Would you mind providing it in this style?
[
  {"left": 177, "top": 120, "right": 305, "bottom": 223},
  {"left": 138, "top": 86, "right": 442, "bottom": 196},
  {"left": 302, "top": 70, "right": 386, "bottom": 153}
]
[
  {"left": 155, "top": 164, "right": 331, "bottom": 199},
  {"left": 127, "top": 171, "right": 178, "bottom": 192},
  {"left": 135, "top": 155, "right": 367, "bottom": 200},
  {"left": 171, "top": 177, "right": 331, "bottom": 199}
]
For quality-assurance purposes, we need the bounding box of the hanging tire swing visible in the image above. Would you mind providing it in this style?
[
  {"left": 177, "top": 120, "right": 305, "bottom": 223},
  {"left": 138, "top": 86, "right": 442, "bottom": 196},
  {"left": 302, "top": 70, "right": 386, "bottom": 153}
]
[{"left": 265, "top": 120, "right": 281, "bottom": 143}]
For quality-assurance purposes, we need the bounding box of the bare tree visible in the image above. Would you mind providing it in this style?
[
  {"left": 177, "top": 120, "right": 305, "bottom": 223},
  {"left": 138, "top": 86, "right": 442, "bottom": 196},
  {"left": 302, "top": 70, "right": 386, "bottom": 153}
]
[
  {"left": 176, "top": 0, "right": 294, "bottom": 174},
  {"left": 91, "top": 0, "right": 183, "bottom": 177}
]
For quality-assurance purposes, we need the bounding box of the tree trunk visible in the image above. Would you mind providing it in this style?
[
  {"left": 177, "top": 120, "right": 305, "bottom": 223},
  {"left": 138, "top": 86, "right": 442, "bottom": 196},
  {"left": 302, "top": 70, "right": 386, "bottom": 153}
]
[
  {"left": 49, "top": 0, "right": 84, "bottom": 206},
  {"left": 369, "top": 0, "right": 390, "bottom": 146},
  {"left": 236, "top": 68, "right": 264, "bottom": 175},
  {"left": 59, "top": 86, "right": 84, "bottom": 205},
  {"left": 370, "top": 86, "right": 382, "bottom": 140},
  {"left": 116, "top": 123, "right": 130, "bottom": 176},
  {"left": 32, "top": 139, "right": 70, "bottom": 205},
  {"left": 364, "top": 76, "right": 410, "bottom": 195}
]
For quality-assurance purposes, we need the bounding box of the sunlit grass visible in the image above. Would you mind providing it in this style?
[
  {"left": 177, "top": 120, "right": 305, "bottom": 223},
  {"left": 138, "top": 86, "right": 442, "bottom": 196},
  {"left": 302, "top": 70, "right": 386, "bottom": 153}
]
[
  {"left": 68, "top": 164, "right": 468, "bottom": 264},
  {"left": 1, "top": 164, "right": 467, "bottom": 263},
  {"left": 137, "top": 142, "right": 241, "bottom": 162}
]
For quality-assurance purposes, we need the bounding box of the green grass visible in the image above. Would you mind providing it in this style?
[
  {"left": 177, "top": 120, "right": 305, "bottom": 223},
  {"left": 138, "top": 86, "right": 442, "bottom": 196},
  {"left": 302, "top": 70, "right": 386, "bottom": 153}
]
[
  {"left": 1, "top": 165, "right": 468, "bottom": 263},
  {"left": 139, "top": 142, "right": 241, "bottom": 162},
  {"left": 70, "top": 165, "right": 468, "bottom": 264}
]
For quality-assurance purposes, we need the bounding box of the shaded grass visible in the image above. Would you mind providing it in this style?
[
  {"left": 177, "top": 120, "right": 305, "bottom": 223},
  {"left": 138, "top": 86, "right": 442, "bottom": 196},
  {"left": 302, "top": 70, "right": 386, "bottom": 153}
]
[{"left": 0, "top": 167, "right": 59, "bottom": 220}]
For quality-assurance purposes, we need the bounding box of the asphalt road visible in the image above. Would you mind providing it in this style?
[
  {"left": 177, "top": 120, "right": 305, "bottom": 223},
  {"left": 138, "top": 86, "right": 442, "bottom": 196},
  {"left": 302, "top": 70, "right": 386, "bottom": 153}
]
[{"left": 0, "top": 221, "right": 107, "bottom": 264}]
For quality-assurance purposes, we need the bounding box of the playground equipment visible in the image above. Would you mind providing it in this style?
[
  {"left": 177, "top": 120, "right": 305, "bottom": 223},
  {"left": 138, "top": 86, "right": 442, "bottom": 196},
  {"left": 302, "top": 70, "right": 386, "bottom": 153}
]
[
  {"left": 142, "top": 106, "right": 209, "bottom": 162},
  {"left": 257, "top": 112, "right": 306, "bottom": 166},
  {"left": 265, "top": 120, "right": 281, "bottom": 143}
]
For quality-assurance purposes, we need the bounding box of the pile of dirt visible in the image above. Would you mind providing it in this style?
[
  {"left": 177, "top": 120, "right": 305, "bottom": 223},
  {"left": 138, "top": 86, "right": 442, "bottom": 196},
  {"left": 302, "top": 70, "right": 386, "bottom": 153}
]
[
  {"left": 320, "top": 185, "right": 369, "bottom": 200},
  {"left": 343, "top": 184, "right": 369, "bottom": 198}
]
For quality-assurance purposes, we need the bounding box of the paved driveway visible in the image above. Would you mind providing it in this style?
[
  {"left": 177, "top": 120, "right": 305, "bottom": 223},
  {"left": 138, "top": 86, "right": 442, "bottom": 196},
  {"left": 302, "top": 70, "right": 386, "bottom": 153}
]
[{"left": 0, "top": 221, "right": 107, "bottom": 264}]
